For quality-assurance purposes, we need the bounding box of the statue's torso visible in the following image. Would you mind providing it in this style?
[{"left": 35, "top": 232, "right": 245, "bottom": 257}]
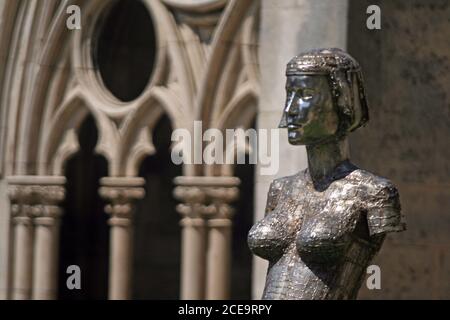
[{"left": 248, "top": 164, "right": 405, "bottom": 300}]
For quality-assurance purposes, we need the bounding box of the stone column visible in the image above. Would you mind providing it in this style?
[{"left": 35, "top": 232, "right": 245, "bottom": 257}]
[
  {"left": 0, "top": 178, "right": 12, "bottom": 300},
  {"left": 99, "top": 177, "right": 145, "bottom": 300},
  {"left": 31, "top": 183, "right": 65, "bottom": 300},
  {"left": 255, "top": 0, "right": 349, "bottom": 298},
  {"left": 7, "top": 176, "right": 66, "bottom": 300},
  {"left": 204, "top": 186, "right": 239, "bottom": 300},
  {"left": 174, "top": 176, "right": 240, "bottom": 300},
  {"left": 173, "top": 183, "right": 207, "bottom": 300},
  {"left": 8, "top": 191, "right": 33, "bottom": 300}
]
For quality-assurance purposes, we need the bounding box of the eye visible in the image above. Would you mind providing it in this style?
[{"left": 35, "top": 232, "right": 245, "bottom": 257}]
[{"left": 300, "top": 88, "right": 314, "bottom": 100}]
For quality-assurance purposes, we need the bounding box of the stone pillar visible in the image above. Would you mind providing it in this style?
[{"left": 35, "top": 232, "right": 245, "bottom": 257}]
[
  {"left": 255, "top": 0, "right": 349, "bottom": 299},
  {"left": 7, "top": 176, "right": 66, "bottom": 300},
  {"left": 32, "top": 183, "right": 65, "bottom": 300},
  {"left": 99, "top": 177, "right": 145, "bottom": 300},
  {"left": 9, "top": 196, "right": 33, "bottom": 300},
  {"left": 204, "top": 186, "right": 239, "bottom": 300},
  {"left": 174, "top": 176, "right": 240, "bottom": 300},
  {"left": 0, "top": 178, "right": 11, "bottom": 300},
  {"left": 173, "top": 185, "right": 207, "bottom": 300}
]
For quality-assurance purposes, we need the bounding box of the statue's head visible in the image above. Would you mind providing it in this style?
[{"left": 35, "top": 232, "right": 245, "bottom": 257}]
[{"left": 279, "top": 48, "right": 369, "bottom": 145}]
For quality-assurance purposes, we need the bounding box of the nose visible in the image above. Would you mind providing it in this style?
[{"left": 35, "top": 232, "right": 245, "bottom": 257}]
[
  {"left": 285, "top": 91, "right": 297, "bottom": 115},
  {"left": 286, "top": 92, "right": 312, "bottom": 121},
  {"left": 279, "top": 91, "right": 296, "bottom": 128}
]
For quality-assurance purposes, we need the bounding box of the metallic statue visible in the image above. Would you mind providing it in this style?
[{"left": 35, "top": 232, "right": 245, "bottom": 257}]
[{"left": 248, "top": 48, "right": 406, "bottom": 300}]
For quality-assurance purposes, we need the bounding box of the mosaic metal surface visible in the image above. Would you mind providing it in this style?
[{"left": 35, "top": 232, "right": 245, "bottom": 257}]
[{"left": 248, "top": 48, "right": 406, "bottom": 300}]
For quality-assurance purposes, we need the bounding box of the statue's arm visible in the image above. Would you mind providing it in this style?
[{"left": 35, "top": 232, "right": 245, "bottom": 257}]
[{"left": 366, "top": 182, "right": 406, "bottom": 237}]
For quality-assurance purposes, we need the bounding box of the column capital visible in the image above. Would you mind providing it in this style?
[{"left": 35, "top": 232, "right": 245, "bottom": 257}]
[
  {"left": 7, "top": 176, "right": 66, "bottom": 224},
  {"left": 99, "top": 177, "right": 145, "bottom": 222},
  {"left": 173, "top": 176, "right": 240, "bottom": 220}
]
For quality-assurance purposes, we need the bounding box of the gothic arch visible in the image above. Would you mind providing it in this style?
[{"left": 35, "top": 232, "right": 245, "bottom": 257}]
[
  {"left": 0, "top": 0, "right": 262, "bottom": 301},
  {"left": 197, "top": 0, "right": 259, "bottom": 126},
  {"left": 215, "top": 83, "right": 258, "bottom": 131},
  {"left": 1, "top": 0, "right": 260, "bottom": 179},
  {"left": 14, "top": 1, "right": 79, "bottom": 176},
  {"left": 119, "top": 87, "right": 188, "bottom": 177},
  {"left": 38, "top": 89, "right": 118, "bottom": 176},
  {"left": 1, "top": 0, "right": 205, "bottom": 178}
]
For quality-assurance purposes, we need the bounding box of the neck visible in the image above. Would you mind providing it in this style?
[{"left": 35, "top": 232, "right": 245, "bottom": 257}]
[{"left": 306, "top": 136, "right": 350, "bottom": 185}]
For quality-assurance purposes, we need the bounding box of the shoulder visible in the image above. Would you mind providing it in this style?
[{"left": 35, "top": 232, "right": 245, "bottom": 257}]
[
  {"left": 265, "top": 175, "right": 292, "bottom": 205},
  {"left": 264, "top": 171, "right": 304, "bottom": 213},
  {"left": 349, "top": 169, "right": 399, "bottom": 200},
  {"left": 349, "top": 169, "right": 405, "bottom": 235},
  {"left": 269, "top": 170, "right": 304, "bottom": 192}
]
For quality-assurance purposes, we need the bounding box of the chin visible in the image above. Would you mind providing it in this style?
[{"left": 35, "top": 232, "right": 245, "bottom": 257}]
[
  {"left": 288, "top": 139, "right": 307, "bottom": 146},
  {"left": 288, "top": 135, "right": 306, "bottom": 145},
  {"left": 288, "top": 132, "right": 325, "bottom": 146},
  {"left": 288, "top": 130, "right": 306, "bottom": 145}
]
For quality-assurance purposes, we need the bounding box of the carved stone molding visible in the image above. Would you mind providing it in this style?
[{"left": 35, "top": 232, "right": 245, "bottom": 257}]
[
  {"left": 164, "top": 0, "right": 228, "bottom": 42},
  {"left": 99, "top": 177, "right": 145, "bottom": 225},
  {"left": 173, "top": 176, "right": 240, "bottom": 221},
  {"left": 7, "top": 176, "right": 66, "bottom": 225}
]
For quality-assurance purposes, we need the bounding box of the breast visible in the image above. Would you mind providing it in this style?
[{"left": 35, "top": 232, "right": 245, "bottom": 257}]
[
  {"left": 248, "top": 207, "right": 302, "bottom": 261},
  {"left": 296, "top": 204, "right": 359, "bottom": 264},
  {"left": 247, "top": 223, "right": 287, "bottom": 260}
]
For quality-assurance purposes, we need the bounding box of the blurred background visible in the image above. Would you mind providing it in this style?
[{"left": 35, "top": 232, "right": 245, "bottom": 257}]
[{"left": 0, "top": 0, "right": 448, "bottom": 300}]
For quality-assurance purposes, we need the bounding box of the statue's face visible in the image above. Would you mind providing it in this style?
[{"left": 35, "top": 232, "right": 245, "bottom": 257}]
[{"left": 280, "top": 75, "right": 339, "bottom": 145}]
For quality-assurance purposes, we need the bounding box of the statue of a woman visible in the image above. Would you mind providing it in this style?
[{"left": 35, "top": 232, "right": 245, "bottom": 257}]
[{"left": 248, "top": 48, "right": 406, "bottom": 300}]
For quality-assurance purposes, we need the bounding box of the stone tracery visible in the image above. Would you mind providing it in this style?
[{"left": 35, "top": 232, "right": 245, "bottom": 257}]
[{"left": 0, "top": 0, "right": 259, "bottom": 300}]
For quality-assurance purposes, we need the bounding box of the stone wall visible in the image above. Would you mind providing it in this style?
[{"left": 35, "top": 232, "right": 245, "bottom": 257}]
[{"left": 348, "top": 0, "right": 450, "bottom": 299}]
